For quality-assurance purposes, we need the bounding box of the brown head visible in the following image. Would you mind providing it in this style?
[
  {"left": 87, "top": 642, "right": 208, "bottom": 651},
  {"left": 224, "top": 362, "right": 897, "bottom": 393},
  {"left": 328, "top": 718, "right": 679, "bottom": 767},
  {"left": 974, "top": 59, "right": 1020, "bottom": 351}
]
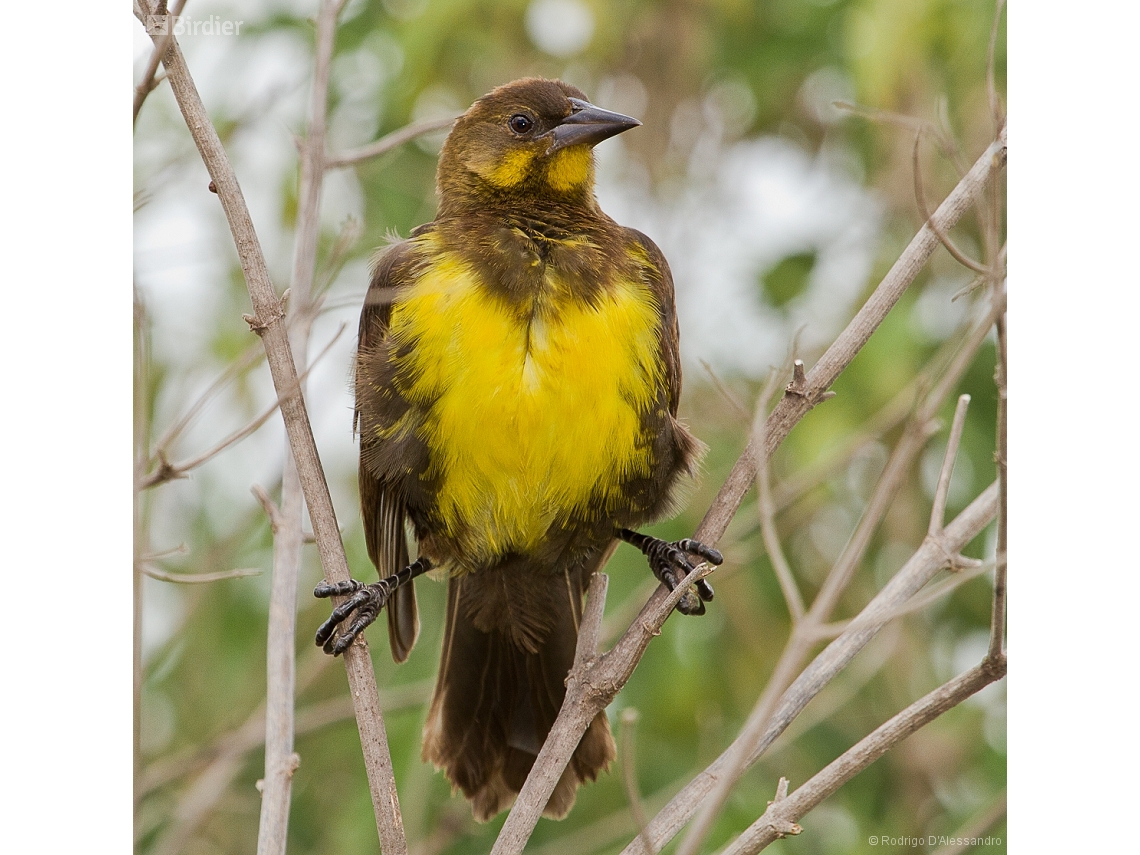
[{"left": 436, "top": 78, "right": 640, "bottom": 215}]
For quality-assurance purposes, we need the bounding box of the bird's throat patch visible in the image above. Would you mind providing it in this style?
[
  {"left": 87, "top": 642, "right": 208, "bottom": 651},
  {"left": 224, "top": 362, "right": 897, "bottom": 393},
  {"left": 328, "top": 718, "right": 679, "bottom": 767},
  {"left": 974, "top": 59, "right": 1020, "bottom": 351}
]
[{"left": 387, "top": 241, "right": 662, "bottom": 564}]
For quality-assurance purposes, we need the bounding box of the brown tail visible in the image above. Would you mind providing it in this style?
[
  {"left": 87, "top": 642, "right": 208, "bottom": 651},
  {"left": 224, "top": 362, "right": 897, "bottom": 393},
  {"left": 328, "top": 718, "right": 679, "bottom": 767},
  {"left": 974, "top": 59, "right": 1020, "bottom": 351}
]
[{"left": 421, "top": 554, "right": 615, "bottom": 821}]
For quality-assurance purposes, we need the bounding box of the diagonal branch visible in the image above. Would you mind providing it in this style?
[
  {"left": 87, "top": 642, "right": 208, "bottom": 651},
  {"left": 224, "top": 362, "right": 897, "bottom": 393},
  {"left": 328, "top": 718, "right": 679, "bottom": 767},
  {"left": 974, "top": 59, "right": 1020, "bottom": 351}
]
[
  {"left": 325, "top": 116, "right": 457, "bottom": 168},
  {"left": 717, "top": 656, "right": 1007, "bottom": 855},
  {"left": 623, "top": 482, "right": 999, "bottom": 855},
  {"left": 132, "top": 0, "right": 188, "bottom": 124},
  {"left": 492, "top": 129, "right": 1005, "bottom": 855},
  {"left": 139, "top": 324, "right": 346, "bottom": 489},
  {"left": 692, "top": 132, "right": 1006, "bottom": 555},
  {"left": 133, "top": 5, "right": 406, "bottom": 852},
  {"left": 258, "top": 2, "right": 346, "bottom": 845}
]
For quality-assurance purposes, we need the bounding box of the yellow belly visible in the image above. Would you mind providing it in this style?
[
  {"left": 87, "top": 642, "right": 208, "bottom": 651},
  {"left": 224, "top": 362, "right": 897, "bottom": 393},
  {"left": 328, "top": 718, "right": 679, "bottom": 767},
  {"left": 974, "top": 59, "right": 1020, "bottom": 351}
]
[{"left": 388, "top": 244, "right": 663, "bottom": 563}]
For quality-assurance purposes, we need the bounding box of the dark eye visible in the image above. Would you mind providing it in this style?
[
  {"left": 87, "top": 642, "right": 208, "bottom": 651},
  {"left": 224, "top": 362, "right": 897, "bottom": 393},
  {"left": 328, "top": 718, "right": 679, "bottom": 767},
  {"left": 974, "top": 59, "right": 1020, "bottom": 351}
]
[{"left": 508, "top": 114, "right": 534, "bottom": 134}]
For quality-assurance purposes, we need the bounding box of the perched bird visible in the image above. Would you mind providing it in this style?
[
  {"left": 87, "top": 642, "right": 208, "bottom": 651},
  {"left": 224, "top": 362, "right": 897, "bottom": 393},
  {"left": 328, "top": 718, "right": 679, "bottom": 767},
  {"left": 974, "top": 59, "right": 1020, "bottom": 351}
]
[{"left": 315, "top": 78, "right": 721, "bottom": 821}]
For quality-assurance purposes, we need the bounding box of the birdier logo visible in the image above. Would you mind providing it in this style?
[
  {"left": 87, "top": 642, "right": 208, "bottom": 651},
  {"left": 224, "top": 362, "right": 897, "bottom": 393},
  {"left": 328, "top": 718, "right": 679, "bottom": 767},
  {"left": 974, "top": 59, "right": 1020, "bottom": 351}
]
[{"left": 144, "top": 15, "right": 244, "bottom": 36}]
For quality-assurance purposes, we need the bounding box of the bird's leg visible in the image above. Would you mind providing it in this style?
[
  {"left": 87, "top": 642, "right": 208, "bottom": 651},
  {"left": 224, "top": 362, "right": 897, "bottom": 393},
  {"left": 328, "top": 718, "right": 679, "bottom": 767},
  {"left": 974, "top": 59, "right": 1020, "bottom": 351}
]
[
  {"left": 314, "top": 557, "right": 433, "bottom": 656},
  {"left": 617, "top": 529, "right": 722, "bottom": 615}
]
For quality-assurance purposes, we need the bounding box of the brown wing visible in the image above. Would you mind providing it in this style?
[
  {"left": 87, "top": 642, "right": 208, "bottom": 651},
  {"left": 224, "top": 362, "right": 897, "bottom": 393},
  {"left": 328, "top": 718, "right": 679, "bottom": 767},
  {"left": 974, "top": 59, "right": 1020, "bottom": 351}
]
[
  {"left": 625, "top": 228, "right": 683, "bottom": 416},
  {"left": 356, "top": 239, "right": 420, "bottom": 663}
]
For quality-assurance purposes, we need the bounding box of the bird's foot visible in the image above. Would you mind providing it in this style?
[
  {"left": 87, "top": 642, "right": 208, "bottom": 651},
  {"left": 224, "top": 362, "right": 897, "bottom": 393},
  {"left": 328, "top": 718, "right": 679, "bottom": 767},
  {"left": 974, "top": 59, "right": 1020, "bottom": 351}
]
[
  {"left": 314, "top": 578, "right": 393, "bottom": 655},
  {"left": 314, "top": 556, "right": 432, "bottom": 655},
  {"left": 618, "top": 529, "right": 722, "bottom": 615}
]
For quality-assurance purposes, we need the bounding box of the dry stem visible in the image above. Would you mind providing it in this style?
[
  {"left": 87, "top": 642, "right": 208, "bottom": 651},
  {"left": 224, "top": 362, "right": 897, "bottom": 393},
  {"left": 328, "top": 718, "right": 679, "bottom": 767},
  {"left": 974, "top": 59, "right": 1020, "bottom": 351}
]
[
  {"left": 691, "top": 132, "right": 1006, "bottom": 555},
  {"left": 490, "top": 129, "right": 1005, "bottom": 855},
  {"left": 132, "top": 0, "right": 188, "bottom": 124},
  {"left": 134, "top": 4, "right": 406, "bottom": 851},
  {"left": 717, "top": 656, "right": 1007, "bottom": 855},
  {"left": 257, "top": 3, "right": 346, "bottom": 852},
  {"left": 325, "top": 116, "right": 457, "bottom": 168},
  {"left": 625, "top": 482, "right": 998, "bottom": 855}
]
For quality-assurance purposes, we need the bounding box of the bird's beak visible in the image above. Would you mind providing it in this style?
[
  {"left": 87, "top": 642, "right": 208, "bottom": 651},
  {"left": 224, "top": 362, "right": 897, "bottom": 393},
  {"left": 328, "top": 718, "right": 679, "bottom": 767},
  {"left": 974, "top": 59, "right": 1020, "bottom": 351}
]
[{"left": 545, "top": 98, "right": 641, "bottom": 153}]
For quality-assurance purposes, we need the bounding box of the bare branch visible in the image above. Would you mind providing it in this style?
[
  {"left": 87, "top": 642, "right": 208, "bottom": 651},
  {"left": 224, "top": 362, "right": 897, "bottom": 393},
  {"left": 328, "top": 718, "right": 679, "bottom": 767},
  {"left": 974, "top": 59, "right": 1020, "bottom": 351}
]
[
  {"left": 140, "top": 679, "right": 432, "bottom": 798},
  {"left": 717, "top": 656, "right": 1006, "bottom": 855},
  {"left": 133, "top": 6, "right": 406, "bottom": 851},
  {"left": 622, "top": 482, "right": 999, "bottom": 855},
  {"left": 986, "top": 1, "right": 1007, "bottom": 135},
  {"left": 142, "top": 565, "right": 261, "bottom": 583},
  {"left": 252, "top": 483, "right": 285, "bottom": 531},
  {"left": 912, "top": 132, "right": 989, "bottom": 275},
  {"left": 259, "top": 2, "right": 347, "bottom": 852},
  {"left": 148, "top": 340, "right": 265, "bottom": 469},
  {"left": 325, "top": 116, "right": 457, "bottom": 169},
  {"left": 140, "top": 324, "right": 347, "bottom": 489},
  {"left": 674, "top": 284, "right": 1004, "bottom": 855},
  {"left": 754, "top": 368, "right": 805, "bottom": 623},
  {"left": 929, "top": 394, "right": 972, "bottom": 537},
  {"left": 692, "top": 132, "right": 1006, "bottom": 554},
  {"left": 989, "top": 310, "right": 1007, "bottom": 660},
  {"left": 575, "top": 571, "right": 610, "bottom": 672},
  {"left": 619, "top": 708, "right": 652, "bottom": 855},
  {"left": 811, "top": 559, "right": 992, "bottom": 641},
  {"left": 699, "top": 359, "right": 752, "bottom": 422},
  {"left": 132, "top": 0, "right": 188, "bottom": 124}
]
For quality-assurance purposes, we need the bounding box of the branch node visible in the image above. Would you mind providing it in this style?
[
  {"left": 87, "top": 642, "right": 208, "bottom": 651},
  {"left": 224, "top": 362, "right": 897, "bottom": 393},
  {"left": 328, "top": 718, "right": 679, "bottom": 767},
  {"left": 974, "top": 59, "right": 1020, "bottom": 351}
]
[
  {"left": 763, "top": 777, "right": 802, "bottom": 838},
  {"left": 242, "top": 305, "right": 286, "bottom": 336},
  {"left": 784, "top": 359, "right": 808, "bottom": 396},
  {"left": 208, "top": 179, "right": 218, "bottom": 194}
]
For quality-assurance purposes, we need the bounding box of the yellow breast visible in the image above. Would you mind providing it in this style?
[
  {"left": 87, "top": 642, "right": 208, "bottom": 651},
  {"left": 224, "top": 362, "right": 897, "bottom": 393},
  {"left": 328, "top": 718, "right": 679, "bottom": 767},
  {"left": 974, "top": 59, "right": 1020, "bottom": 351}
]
[{"left": 387, "top": 241, "right": 663, "bottom": 564}]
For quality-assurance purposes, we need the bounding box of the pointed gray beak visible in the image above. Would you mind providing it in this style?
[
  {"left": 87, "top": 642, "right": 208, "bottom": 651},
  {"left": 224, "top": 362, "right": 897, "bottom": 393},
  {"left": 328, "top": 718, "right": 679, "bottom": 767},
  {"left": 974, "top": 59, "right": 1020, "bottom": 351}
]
[{"left": 545, "top": 98, "right": 641, "bottom": 153}]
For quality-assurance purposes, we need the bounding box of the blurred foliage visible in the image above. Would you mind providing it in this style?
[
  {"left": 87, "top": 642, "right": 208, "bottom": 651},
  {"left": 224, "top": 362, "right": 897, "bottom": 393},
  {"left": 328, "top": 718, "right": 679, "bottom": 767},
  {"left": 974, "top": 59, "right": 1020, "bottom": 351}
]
[{"left": 134, "top": 1, "right": 1006, "bottom": 854}]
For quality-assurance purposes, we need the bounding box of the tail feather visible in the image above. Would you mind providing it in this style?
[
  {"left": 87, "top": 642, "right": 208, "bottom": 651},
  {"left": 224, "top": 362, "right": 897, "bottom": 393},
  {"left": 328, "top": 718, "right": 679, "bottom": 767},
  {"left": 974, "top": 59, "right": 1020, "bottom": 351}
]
[{"left": 422, "top": 555, "right": 616, "bottom": 821}]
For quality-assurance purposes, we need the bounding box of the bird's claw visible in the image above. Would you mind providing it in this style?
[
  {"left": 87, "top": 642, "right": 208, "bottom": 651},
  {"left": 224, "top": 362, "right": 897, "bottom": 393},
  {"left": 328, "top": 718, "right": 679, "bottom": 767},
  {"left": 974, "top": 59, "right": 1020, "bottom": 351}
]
[
  {"left": 641, "top": 536, "right": 722, "bottom": 616},
  {"left": 314, "top": 578, "right": 394, "bottom": 656}
]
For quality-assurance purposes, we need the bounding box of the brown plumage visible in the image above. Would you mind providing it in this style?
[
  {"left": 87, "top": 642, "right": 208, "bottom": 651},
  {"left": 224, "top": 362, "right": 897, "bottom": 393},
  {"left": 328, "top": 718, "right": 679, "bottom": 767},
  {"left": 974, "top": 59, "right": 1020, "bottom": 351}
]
[{"left": 315, "top": 78, "right": 721, "bottom": 821}]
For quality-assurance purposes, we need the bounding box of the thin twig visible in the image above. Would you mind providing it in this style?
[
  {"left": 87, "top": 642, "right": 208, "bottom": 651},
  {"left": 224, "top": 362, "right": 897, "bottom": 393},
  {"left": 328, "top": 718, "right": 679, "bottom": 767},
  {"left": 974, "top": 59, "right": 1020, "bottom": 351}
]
[
  {"left": 833, "top": 101, "right": 960, "bottom": 167},
  {"left": 676, "top": 287, "right": 1003, "bottom": 855},
  {"left": 619, "top": 709, "right": 653, "bottom": 855},
  {"left": 133, "top": 6, "right": 407, "bottom": 852},
  {"left": 142, "top": 565, "right": 261, "bottom": 583},
  {"left": 490, "top": 130, "right": 1006, "bottom": 855},
  {"left": 986, "top": 0, "right": 1007, "bottom": 136},
  {"left": 325, "top": 115, "right": 457, "bottom": 168},
  {"left": 716, "top": 656, "right": 1007, "bottom": 855},
  {"left": 754, "top": 367, "right": 805, "bottom": 623},
  {"left": 989, "top": 310, "right": 1007, "bottom": 660},
  {"left": 132, "top": 0, "right": 188, "bottom": 125},
  {"left": 810, "top": 559, "right": 992, "bottom": 641},
  {"left": 690, "top": 132, "right": 1006, "bottom": 560},
  {"left": 148, "top": 339, "right": 265, "bottom": 470},
  {"left": 622, "top": 483, "right": 999, "bottom": 855},
  {"left": 139, "top": 678, "right": 433, "bottom": 797},
  {"left": 139, "top": 324, "right": 346, "bottom": 489},
  {"left": 929, "top": 394, "right": 972, "bottom": 537},
  {"left": 912, "top": 132, "right": 990, "bottom": 275},
  {"left": 258, "top": 3, "right": 348, "bottom": 853},
  {"left": 699, "top": 359, "right": 752, "bottom": 422}
]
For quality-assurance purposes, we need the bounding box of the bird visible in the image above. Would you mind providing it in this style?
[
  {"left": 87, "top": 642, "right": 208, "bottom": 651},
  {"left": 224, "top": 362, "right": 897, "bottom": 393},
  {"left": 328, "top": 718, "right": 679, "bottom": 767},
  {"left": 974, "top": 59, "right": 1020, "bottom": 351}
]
[{"left": 314, "top": 77, "right": 722, "bottom": 822}]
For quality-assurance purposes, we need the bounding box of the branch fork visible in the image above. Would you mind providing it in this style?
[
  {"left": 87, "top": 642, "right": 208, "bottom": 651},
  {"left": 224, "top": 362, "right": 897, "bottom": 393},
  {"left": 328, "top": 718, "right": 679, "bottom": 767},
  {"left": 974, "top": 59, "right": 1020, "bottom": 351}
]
[{"left": 761, "top": 777, "right": 802, "bottom": 839}]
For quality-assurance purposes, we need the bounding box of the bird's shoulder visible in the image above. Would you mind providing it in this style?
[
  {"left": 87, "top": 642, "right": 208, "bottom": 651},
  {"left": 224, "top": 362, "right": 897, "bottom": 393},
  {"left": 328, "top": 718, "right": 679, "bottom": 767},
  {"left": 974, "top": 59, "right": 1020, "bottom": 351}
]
[{"left": 359, "top": 223, "right": 439, "bottom": 347}]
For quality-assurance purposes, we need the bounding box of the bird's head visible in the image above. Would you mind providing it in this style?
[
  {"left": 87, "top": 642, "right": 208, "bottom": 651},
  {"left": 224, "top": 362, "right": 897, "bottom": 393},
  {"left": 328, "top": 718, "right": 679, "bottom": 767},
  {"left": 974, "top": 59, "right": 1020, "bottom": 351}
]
[{"left": 436, "top": 78, "right": 640, "bottom": 213}]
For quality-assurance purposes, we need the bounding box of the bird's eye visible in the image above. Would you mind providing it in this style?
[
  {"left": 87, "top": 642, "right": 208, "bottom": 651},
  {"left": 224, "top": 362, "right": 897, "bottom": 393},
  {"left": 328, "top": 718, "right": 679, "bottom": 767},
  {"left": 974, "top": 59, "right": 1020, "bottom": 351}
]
[{"left": 508, "top": 114, "right": 534, "bottom": 134}]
